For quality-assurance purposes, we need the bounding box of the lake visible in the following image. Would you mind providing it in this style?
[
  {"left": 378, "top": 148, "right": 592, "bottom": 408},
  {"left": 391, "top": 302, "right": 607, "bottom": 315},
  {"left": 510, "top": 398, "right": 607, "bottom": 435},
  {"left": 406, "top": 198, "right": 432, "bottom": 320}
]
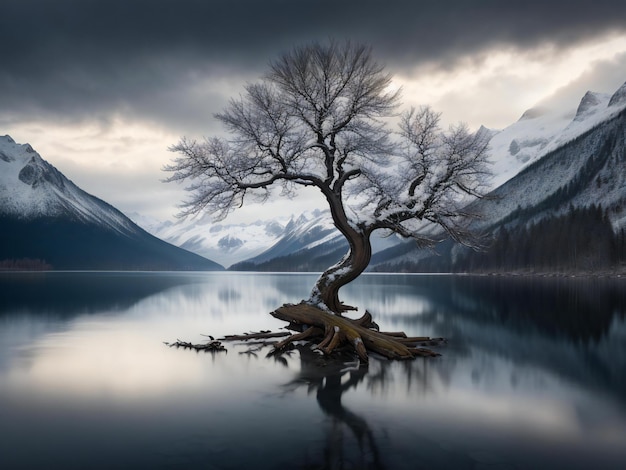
[{"left": 1, "top": 271, "right": 625, "bottom": 469}]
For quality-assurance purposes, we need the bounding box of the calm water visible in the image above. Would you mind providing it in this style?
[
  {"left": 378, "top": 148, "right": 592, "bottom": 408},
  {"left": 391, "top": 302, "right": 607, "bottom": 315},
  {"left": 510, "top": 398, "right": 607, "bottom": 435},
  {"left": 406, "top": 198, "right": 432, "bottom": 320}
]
[{"left": 1, "top": 272, "right": 625, "bottom": 470}]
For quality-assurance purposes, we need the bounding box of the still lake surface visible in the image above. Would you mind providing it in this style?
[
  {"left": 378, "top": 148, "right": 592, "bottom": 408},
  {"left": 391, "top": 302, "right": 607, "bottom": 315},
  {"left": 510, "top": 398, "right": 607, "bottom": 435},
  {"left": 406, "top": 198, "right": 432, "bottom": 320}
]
[{"left": 0, "top": 271, "right": 625, "bottom": 470}]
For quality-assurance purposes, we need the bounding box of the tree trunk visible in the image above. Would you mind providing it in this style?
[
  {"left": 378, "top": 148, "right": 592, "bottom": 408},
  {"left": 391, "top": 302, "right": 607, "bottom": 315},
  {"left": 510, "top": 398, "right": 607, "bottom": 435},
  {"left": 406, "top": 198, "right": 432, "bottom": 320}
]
[
  {"left": 309, "top": 192, "right": 373, "bottom": 313},
  {"left": 311, "top": 229, "right": 372, "bottom": 313}
]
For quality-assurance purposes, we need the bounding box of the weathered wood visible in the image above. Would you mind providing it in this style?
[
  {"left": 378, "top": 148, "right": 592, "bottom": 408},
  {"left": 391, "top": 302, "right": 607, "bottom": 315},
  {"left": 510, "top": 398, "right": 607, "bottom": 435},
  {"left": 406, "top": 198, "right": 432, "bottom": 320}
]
[
  {"left": 220, "top": 331, "right": 291, "bottom": 341},
  {"left": 165, "top": 339, "right": 227, "bottom": 352},
  {"left": 270, "top": 303, "right": 441, "bottom": 361},
  {"left": 379, "top": 331, "right": 408, "bottom": 338},
  {"left": 167, "top": 306, "right": 443, "bottom": 362},
  {"left": 272, "top": 326, "right": 323, "bottom": 351},
  {"left": 409, "top": 347, "right": 442, "bottom": 357}
]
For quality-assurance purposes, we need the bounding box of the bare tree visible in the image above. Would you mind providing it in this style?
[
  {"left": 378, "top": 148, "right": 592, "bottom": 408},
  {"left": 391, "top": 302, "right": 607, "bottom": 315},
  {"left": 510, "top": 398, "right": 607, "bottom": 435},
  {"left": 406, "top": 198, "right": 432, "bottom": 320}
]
[{"left": 165, "top": 41, "right": 490, "bottom": 360}]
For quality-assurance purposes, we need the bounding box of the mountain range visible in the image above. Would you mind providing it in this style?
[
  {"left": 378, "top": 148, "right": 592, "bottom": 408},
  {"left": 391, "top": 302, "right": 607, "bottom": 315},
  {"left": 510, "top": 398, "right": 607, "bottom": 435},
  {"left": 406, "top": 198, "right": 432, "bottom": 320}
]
[
  {"left": 372, "top": 81, "right": 626, "bottom": 272},
  {"left": 2, "top": 80, "right": 625, "bottom": 272},
  {"left": 140, "top": 80, "right": 626, "bottom": 272},
  {"left": 132, "top": 209, "right": 401, "bottom": 270},
  {"left": 0, "top": 135, "right": 223, "bottom": 271}
]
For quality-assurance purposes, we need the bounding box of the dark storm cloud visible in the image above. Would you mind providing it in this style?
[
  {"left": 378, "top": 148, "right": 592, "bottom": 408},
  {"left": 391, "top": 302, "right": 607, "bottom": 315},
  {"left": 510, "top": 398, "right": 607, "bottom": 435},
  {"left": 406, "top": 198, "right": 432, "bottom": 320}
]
[{"left": 2, "top": 0, "right": 625, "bottom": 130}]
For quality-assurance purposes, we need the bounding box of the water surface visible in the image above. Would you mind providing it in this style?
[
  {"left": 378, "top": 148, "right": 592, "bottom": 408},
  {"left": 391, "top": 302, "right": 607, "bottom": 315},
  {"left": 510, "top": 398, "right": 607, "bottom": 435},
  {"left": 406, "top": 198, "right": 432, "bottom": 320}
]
[{"left": 1, "top": 272, "right": 625, "bottom": 469}]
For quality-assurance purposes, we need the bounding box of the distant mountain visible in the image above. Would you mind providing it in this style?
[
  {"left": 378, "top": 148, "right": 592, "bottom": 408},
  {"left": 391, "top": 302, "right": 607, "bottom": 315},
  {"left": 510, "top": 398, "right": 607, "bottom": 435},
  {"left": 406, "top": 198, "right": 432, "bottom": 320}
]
[
  {"left": 486, "top": 85, "right": 622, "bottom": 189},
  {"left": 133, "top": 81, "right": 626, "bottom": 274},
  {"left": 0, "top": 135, "right": 223, "bottom": 270},
  {"left": 230, "top": 210, "right": 400, "bottom": 272},
  {"left": 131, "top": 210, "right": 293, "bottom": 268},
  {"left": 137, "top": 206, "right": 403, "bottom": 272},
  {"left": 372, "top": 81, "right": 626, "bottom": 272}
]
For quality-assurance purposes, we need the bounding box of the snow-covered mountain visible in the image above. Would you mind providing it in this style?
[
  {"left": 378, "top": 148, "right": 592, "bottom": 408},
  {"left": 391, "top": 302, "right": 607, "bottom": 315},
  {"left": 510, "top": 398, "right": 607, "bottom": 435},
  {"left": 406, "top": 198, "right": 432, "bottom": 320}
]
[
  {"left": 137, "top": 208, "right": 400, "bottom": 270},
  {"left": 227, "top": 211, "right": 343, "bottom": 271},
  {"left": 134, "top": 81, "right": 626, "bottom": 272},
  {"left": 130, "top": 210, "right": 294, "bottom": 268},
  {"left": 487, "top": 83, "right": 625, "bottom": 189},
  {"left": 1, "top": 136, "right": 136, "bottom": 230},
  {"left": 371, "top": 81, "right": 626, "bottom": 271},
  {"left": 475, "top": 81, "right": 626, "bottom": 229},
  {"left": 0, "top": 135, "right": 223, "bottom": 270}
]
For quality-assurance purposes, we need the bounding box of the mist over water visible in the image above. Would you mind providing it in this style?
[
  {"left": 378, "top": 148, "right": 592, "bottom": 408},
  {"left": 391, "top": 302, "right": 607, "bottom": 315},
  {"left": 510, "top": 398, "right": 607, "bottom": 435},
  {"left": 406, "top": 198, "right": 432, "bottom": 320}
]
[{"left": 1, "top": 272, "right": 625, "bottom": 469}]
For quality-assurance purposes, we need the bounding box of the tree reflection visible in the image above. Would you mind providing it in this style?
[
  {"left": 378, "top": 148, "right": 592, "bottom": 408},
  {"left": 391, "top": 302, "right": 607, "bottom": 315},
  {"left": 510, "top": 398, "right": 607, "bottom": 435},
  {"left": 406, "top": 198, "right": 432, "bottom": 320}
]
[
  {"left": 279, "top": 345, "right": 452, "bottom": 470},
  {"left": 282, "top": 346, "right": 384, "bottom": 470}
]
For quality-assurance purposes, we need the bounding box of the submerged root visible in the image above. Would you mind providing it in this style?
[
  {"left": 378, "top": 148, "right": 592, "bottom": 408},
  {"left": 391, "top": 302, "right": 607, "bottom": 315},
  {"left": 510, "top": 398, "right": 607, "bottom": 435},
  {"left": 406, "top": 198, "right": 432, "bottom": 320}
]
[
  {"left": 221, "top": 331, "right": 291, "bottom": 341},
  {"left": 166, "top": 307, "right": 444, "bottom": 361},
  {"left": 166, "top": 331, "right": 290, "bottom": 354},
  {"left": 164, "top": 338, "right": 227, "bottom": 353},
  {"left": 270, "top": 303, "right": 444, "bottom": 362}
]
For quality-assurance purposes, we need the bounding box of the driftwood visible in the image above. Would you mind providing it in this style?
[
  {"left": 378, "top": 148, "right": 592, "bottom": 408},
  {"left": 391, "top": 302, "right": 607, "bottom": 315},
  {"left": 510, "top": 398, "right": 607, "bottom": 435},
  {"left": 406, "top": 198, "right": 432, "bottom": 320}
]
[
  {"left": 221, "top": 331, "right": 291, "bottom": 341},
  {"left": 165, "top": 331, "right": 291, "bottom": 354},
  {"left": 164, "top": 338, "right": 227, "bottom": 352},
  {"left": 166, "top": 306, "right": 445, "bottom": 361},
  {"left": 270, "top": 303, "right": 444, "bottom": 361}
]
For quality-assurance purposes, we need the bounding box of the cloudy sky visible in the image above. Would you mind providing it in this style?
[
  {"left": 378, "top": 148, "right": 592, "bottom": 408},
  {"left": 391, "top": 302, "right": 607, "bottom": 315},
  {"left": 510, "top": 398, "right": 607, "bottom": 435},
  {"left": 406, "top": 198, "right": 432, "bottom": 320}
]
[{"left": 2, "top": 0, "right": 626, "bottom": 224}]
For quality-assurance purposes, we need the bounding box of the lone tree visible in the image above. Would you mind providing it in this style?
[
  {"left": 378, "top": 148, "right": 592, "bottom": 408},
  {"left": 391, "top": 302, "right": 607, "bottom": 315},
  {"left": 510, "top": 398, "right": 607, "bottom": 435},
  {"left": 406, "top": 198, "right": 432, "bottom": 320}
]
[{"left": 166, "top": 42, "right": 490, "bottom": 361}]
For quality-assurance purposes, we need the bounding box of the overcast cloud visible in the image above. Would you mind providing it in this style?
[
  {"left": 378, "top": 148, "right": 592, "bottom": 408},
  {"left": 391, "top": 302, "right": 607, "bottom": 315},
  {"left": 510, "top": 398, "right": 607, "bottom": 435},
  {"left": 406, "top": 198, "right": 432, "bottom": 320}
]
[{"left": 2, "top": 0, "right": 626, "bottom": 222}]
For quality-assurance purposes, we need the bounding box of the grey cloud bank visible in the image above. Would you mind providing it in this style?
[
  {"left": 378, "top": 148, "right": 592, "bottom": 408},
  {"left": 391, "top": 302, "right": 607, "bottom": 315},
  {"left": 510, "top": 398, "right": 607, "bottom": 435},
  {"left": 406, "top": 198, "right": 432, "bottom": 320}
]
[
  {"left": 2, "top": 0, "right": 626, "bottom": 130},
  {"left": 2, "top": 0, "right": 626, "bottom": 222}
]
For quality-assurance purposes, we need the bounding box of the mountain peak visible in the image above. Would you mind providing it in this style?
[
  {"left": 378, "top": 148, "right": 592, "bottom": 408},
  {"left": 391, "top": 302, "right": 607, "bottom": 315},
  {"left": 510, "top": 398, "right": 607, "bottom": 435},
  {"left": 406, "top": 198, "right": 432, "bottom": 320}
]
[
  {"left": 573, "top": 91, "right": 609, "bottom": 121},
  {"left": 608, "top": 81, "right": 626, "bottom": 108},
  {"left": 1, "top": 137, "right": 81, "bottom": 218},
  {"left": 1, "top": 134, "right": 222, "bottom": 270},
  {"left": 1, "top": 135, "right": 34, "bottom": 161},
  {"left": 0, "top": 135, "right": 139, "bottom": 231},
  {"left": 518, "top": 106, "right": 548, "bottom": 121},
  {"left": 476, "top": 125, "right": 499, "bottom": 140}
]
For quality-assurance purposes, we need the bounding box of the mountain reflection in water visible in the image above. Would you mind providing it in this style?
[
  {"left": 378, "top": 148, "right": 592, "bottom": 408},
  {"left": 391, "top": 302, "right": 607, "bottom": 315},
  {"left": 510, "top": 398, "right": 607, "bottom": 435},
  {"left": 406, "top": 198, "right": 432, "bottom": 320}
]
[{"left": 0, "top": 272, "right": 625, "bottom": 469}]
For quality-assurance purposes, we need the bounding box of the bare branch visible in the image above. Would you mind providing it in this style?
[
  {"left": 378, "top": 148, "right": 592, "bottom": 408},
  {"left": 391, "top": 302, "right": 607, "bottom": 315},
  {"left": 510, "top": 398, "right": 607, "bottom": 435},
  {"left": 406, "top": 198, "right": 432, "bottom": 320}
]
[
  {"left": 166, "top": 41, "right": 402, "bottom": 223},
  {"left": 165, "top": 42, "right": 492, "bottom": 308}
]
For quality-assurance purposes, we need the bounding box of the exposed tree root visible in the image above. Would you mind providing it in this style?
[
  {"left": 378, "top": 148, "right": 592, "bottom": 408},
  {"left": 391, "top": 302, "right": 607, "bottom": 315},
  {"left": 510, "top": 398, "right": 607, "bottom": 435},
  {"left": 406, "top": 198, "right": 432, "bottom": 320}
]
[
  {"left": 166, "top": 331, "right": 291, "bottom": 354},
  {"left": 221, "top": 331, "right": 291, "bottom": 341},
  {"left": 270, "top": 303, "right": 445, "bottom": 361},
  {"left": 164, "top": 338, "right": 227, "bottom": 353},
  {"left": 166, "top": 307, "right": 444, "bottom": 361}
]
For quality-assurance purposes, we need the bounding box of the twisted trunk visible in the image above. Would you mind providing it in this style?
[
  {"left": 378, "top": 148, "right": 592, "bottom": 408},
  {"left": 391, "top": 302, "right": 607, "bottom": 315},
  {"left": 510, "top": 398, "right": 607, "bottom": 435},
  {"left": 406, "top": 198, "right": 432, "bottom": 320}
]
[
  {"left": 310, "top": 191, "right": 373, "bottom": 314},
  {"left": 311, "top": 232, "right": 372, "bottom": 314}
]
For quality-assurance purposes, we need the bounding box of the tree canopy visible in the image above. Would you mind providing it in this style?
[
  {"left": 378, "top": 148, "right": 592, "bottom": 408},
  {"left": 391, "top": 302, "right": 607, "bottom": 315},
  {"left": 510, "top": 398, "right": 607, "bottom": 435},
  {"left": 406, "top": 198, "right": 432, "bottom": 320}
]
[{"left": 166, "top": 41, "right": 490, "bottom": 314}]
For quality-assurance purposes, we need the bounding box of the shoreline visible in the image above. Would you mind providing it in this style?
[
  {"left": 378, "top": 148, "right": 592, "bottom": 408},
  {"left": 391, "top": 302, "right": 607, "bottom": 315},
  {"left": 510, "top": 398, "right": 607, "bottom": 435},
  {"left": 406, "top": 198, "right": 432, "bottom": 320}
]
[{"left": 455, "top": 268, "right": 626, "bottom": 279}]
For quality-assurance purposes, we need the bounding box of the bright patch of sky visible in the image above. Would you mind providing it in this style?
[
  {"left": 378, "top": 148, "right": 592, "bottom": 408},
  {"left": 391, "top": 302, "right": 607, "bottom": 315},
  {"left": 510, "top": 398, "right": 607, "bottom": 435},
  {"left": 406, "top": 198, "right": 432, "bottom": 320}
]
[{"left": 395, "top": 32, "right": 626, "bottom": 130}]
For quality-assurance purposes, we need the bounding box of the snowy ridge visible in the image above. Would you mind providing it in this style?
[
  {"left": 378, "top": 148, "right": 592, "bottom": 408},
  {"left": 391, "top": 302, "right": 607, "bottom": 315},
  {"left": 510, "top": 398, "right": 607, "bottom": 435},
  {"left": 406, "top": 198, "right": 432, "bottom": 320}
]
[
  {"left": 369, "top": 81, "right": 626, "bottom": 270},
  {"left": 231, "top": 210, "right": 401, "bottom": 270},
  {"left": 479, "top": 110, "right": 625, "bottom": 227},
  {"left": 487, "top": 81, "right": 626, "bottom": 188},
  {"left": 0, "top": 135, "right": 139, "bottom": 235},
  {"left": 0, "top": 135, "right": 223, "bottom": 270},
  {"left": 131, "top": 81, "right": 626, "bottom": 270},
  {"left": 137, "top": 206, "right": 402, "bottom": 269},
  {"left": 131, "top": 210, "right": 294, "bottom": 268},
  {"left": 608, "top": 81, "right": 626, "bottom": 108},
  {"left": 241, "top": 211, "right": 342, "bottom": 266}
]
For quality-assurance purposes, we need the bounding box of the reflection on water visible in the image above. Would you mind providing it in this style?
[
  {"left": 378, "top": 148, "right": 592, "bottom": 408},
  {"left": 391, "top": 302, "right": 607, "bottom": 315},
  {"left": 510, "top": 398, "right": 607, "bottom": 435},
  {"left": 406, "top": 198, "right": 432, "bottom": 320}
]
[
  {"left": 0, "top": 272, "right": 625, "bottom": 469},
  {"left": 343, "top": 275, "right": 626, "bottom": 408}
]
